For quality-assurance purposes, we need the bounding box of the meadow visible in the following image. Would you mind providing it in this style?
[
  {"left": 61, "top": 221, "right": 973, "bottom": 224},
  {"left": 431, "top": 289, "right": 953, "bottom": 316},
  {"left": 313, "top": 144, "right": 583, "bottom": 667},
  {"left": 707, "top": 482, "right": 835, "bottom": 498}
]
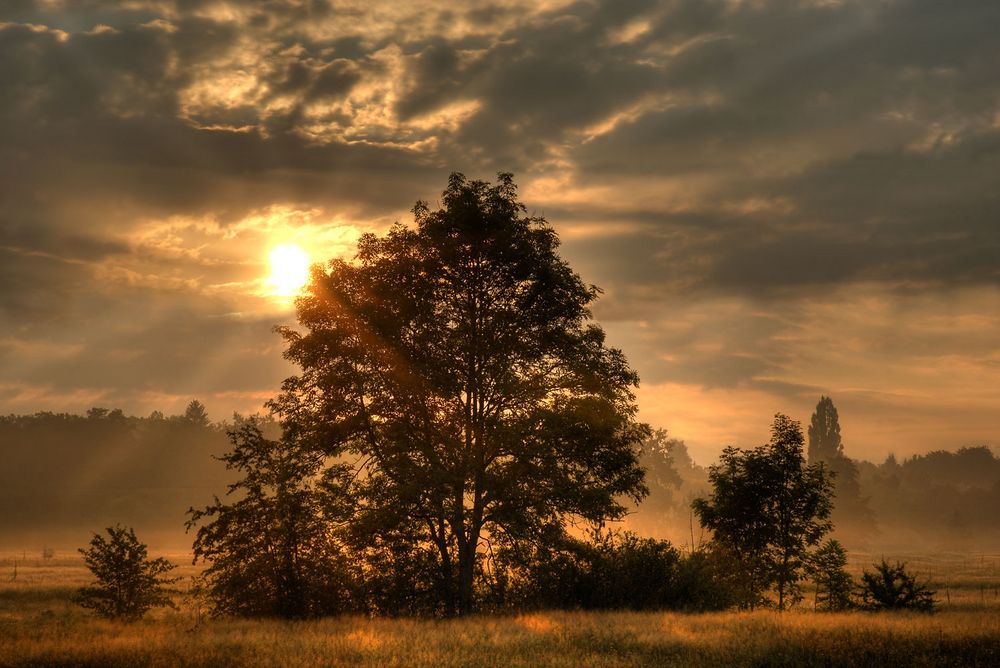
[{"left": 1, "top": 551, "right": 999, "bottom": 667}]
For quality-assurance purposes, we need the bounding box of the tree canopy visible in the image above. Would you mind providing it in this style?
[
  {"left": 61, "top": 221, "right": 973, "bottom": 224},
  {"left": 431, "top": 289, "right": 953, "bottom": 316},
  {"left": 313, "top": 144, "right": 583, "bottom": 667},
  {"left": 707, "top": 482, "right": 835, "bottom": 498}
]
[{"left": 270, "top": 172, "right": 649, "bottom": 615}]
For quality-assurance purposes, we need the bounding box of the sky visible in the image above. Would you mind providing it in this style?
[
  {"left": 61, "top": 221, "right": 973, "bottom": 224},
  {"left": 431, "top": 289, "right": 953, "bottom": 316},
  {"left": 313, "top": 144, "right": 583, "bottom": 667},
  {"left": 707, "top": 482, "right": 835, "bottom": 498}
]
[{"left": 1, "top": 0, "right": 998, "bottom": 465}]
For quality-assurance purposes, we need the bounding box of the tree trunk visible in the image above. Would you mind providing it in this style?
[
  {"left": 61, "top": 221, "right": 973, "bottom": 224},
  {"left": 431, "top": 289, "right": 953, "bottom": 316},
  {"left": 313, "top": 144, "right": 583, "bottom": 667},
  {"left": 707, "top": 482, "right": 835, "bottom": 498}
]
[
  {"left": 457, "top": 546, "right": 476, "bottom": 615},
  {"left": 456, "top": 517, "right": 483, "bottom": 616}
]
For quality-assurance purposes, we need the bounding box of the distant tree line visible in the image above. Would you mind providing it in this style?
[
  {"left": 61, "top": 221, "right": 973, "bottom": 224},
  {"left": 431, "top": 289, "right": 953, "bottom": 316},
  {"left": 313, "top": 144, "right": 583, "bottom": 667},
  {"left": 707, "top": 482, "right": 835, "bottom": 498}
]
[
  {"left": 8, "top": 399, "right": 993, "bottom": 551},
  {"left": 0, "top": 401, "right": 237, "bottom": 542}
]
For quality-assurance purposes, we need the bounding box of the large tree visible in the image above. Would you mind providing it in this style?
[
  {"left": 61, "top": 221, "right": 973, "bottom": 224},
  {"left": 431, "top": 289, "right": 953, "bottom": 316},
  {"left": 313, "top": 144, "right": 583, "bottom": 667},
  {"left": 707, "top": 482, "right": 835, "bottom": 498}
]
[
  {"left": 693, "top": 414, "right": 834, "bottom": 609},
  {"left": 271, "top": 172, "right": 648, "bottom": 615}
]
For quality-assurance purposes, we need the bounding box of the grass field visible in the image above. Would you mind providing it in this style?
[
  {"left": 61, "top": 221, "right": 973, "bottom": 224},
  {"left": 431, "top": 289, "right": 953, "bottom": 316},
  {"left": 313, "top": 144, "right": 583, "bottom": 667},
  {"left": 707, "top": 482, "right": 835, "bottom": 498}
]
[{"left": 1, "top": 551, "right": 999, "bottom": 667}]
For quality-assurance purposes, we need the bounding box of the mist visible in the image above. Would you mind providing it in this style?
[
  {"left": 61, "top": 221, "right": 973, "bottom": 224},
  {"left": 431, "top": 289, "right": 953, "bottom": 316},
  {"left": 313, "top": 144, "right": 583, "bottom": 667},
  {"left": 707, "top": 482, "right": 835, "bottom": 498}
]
[{"left": 3, "top": 406, "right": 997, "bottom": 555}]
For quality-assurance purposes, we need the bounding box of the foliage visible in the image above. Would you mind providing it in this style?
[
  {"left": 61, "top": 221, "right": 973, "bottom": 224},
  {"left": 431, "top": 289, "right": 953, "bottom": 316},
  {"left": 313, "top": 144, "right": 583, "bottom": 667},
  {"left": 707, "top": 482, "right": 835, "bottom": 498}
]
[
  {"left": 671, "top": 545, "right": 741, "bottom": 611},
  {"left": 807, "top": 396, "right": 874, "bottom": 535},
  {"left": 270, "top": 172, "right": 648, "bottom": 615},
  {"left": 808, "top": 396, "right": 843, "bottom": 462},
  {"left": 857, "top": 445, "right": 1000, "bottom": 541},
  {"left": 186, "top": 419, "right": 354, "bottom": 618},
  {"left": 0, "top": 408, "right": 235, "bottom": 543},
  {"left": 858, "top": 559, "right": 937, "bottom": 612},
  {"left": 626, "top": 429, "right": 711, "bottom": 542},
  {"left": 73, "top": 525, "right": 177, "bottom": 621},
  {"left": 806, "top": 539, "right": 854, "bottom": 611},
  {"left": 494, "top": 529, "right": 732, "bottom": 612},
  {"left": 183, "top": 400, "right": 210, "bottom": 426},
  {"left": 353, "top": 530, "right": 450, "bottom": 616},
  {"left": 693, "top": 414, "right": 835, "bottom": 609},
  {"left": 640, "top": 429, "right": 684, "bottom": 496}
]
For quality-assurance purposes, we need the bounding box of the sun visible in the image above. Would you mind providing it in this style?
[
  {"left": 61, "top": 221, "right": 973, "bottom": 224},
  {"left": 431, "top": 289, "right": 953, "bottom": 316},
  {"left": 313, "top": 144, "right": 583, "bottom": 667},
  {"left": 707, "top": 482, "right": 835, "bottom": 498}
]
[{"left": 267, "top": 243, "right": 310, "bottom": 297}]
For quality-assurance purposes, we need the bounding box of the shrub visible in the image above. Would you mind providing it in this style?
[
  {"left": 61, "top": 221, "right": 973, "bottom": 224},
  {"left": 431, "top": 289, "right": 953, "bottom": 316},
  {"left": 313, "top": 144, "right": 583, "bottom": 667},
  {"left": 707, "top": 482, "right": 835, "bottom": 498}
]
[
  {"left": 858, "top": 559, "right": 936, "bottom": 612},
  {"left": 589, "top": 531, "right": 682, "bottom": 610},
  {"left": 671, "top": 546, "right": 740, "bottom": 611},
  {"left": 74, "top": 525, "right": 178, "bottom": 621},
  {"left": 498, "top": 529, "right": 732, "bottom": 611}
]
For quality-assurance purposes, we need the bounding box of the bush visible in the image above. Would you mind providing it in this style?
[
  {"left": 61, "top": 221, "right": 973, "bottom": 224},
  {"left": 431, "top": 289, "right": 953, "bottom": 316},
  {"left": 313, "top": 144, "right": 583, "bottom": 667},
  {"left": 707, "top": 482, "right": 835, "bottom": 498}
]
[
  {"left": 498, "top": 529, "right": 732, "bottom": 611},
  {"left": 858, "top": 559, "right": 936, "bottom": 612},
  {"left": 588, "top": 531, "right": 682, "bottom": 610},
  {"left": 355, "top": 536, "right": 449, "bottom": 616},
  {"left": 671, "top": 546, "right": 740, "bottom": 611},
  {"left": 74, "top": 525, "right": 178, "bottom": 621}
]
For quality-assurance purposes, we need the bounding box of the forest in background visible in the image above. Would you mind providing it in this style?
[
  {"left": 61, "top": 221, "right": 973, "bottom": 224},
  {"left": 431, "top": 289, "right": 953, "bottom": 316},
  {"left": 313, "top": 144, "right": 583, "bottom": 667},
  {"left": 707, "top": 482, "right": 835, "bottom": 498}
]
[{"left": 2, "top": 402, "right": 997, "bottom": 552}]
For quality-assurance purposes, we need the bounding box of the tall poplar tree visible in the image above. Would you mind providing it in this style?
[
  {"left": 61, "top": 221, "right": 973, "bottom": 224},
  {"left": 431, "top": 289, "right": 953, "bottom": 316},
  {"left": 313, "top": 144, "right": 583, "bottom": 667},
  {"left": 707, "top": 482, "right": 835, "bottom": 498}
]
[
  {"left": 807, "top": 396, "right": 873, "bottom": 532},
  {"left": 808, "top": 396, "right": 842, "bottom": 463}
]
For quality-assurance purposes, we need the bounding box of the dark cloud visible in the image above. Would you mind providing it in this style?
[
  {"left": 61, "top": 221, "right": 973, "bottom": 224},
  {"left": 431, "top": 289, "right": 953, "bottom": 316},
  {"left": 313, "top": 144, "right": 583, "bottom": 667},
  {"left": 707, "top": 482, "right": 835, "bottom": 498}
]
[{"left": 1, "top": 0, "right": 999, "bottom": 459}]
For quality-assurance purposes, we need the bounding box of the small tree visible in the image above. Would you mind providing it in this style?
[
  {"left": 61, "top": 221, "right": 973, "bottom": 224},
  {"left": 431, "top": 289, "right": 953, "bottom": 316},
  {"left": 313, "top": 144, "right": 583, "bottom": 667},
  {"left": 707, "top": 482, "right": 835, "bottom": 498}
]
[
  {"left": 693, "top": 414, "right": 835, "bottom": 609},
  {"left": 183, "top": 400, "right": 210, "bottom": 426},
  {"left": 807, "top": 539, "right": 853, "bottom": 611},
  {"left": 74, "top": 525, "right": 177, "bottom": 621},
  {"left": 186, "top": 419, "right": 354, "bottom": 618},
  {"left": 858, "top": 559, "right": 936, "bottom": 612}
]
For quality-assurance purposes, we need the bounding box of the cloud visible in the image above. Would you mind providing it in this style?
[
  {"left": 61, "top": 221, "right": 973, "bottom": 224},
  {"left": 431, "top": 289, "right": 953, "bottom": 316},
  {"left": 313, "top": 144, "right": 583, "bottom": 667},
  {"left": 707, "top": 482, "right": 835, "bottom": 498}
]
[{"left": 1, "top": 0, "right": 999, "bottom": 460}]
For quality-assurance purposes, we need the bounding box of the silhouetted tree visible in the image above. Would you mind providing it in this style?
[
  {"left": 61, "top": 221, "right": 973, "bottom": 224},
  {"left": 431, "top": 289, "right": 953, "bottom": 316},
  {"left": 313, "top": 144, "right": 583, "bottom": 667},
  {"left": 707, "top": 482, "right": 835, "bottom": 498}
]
[
  {"left": 806, "top": 539, "right": 853, "bottom": 611},
  {"left": 808, "top": 396, "right": 843, "bottom": 462},
  {"left": 270, "top": 172, "right": 648, "bottom": 615},
  {"left": 856, "top": 445, "right": 1000, "bottom": 546},
  {"left": 693, "top": 414, "right": 834, "bottom": 609},
  {"left": 186, "top": 420, "right": 354, "bottom": 618},
  {"left": 86, "top": 407, "right": 109, "bottom": 420},
  {"left": 183, "top": 400, "right": 210, "bottom": 426},
  {"left": 858, "top": 559, "right": 936, "bottom": 611},
  {"left": 0, "top": 409, "right": 233, "bottom": 543},
  {"left": 74, "top": 525, "right": 177, "bottom": 621},
  {"left": 629, "top": 429, "right": 710, "bottom": 542},
  {"left": 807, "top": 396, "right": 873, "bottom": 535},
  {"left": 640, "top": 428, "right": 683, "bottom": 497}
]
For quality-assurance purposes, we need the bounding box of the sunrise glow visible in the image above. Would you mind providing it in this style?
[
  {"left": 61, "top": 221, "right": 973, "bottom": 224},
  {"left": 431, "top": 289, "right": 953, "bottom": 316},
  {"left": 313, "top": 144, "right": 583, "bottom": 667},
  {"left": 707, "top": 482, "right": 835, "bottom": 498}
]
[{"left": 267, "top": 244, "right": 310, "bottom": 297}]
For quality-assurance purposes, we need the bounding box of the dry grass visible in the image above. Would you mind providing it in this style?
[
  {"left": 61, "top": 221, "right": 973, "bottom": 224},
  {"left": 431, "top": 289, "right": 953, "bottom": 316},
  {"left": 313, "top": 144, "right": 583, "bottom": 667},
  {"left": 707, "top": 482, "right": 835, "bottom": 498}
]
[{"left": 1, "top": 551, "right": 999, "bottom": 667}]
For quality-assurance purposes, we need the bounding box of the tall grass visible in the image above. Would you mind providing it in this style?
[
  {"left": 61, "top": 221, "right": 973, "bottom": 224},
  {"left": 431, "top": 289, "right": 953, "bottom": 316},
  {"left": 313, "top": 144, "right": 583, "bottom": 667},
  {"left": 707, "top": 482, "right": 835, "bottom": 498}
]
[
  {"left": 3, "top": 610, "right": 999, "bottom": 667},
  {"left": 1, "top": 552, "right": 999, "bottom": 667}
]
